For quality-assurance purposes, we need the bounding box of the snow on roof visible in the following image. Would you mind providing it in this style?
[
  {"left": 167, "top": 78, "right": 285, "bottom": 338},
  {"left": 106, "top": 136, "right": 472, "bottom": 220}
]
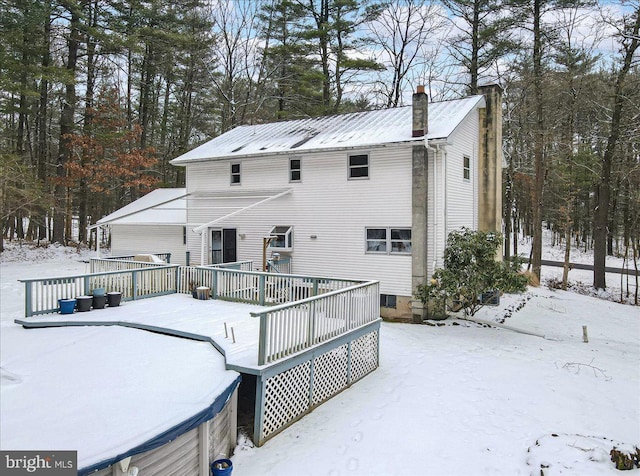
[
  {"left": 96, "top": 188, "right": 186, "bottom": 226},
  {"left": 171, "top": 96, "right": 485, "bottom": 164}
]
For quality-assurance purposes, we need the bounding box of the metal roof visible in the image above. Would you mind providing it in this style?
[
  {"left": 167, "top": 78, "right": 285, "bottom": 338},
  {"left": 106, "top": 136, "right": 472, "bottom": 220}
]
[
  {"left": 95, "top": 188, "right": 187, "bottom": 227},
  {"left": 171, "top": 95, "right": 485, "bottom": 165}
]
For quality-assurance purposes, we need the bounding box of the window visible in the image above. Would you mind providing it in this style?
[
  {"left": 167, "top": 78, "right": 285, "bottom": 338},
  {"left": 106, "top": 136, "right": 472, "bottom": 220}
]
[
  {"left": 391, "top": 228, "right": 412, "bottom": 253},
  {"left": 463, "top": 155, "right": 470, "bottom": 180},
  {"left": 380, "top": 294, "right": 397, "bottom": 309},
  {"left": 231, "top": 163, "right": 241, "bottom": 184},
  {"left": 269, "top": 226, "right": 293, "bottom": 250},
  {"left": 366, "top": 228, "right": 387, "bottom": 252},
  {"left": 348, "top": 153, "right": 369, "bottom": 179},
  {"left": 366, "top": 228, "right": 411, "bottom": 254},
  {"left": 290, "top": 158, "right": 301, "bottom": 182}
]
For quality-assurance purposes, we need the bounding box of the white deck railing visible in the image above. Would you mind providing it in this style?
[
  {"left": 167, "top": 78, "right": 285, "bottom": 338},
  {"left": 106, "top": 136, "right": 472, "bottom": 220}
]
[
  {"left": 22, "top": 263, "right": 380, "bottom": 367},
  {"left": 20, "top": 265, "right": 179, "bottom": 316},
  {"left": 90, "top": 257, "right": 169, "bottom": 273},
  {"left": 252, "top": 280, "right": 380, "bottom": 365},
  {"left": 208, "top": 260, "right": 254, "bottom": 271},
  {"left": 177, "top": 266, "right": 359, "bottom": 306}
]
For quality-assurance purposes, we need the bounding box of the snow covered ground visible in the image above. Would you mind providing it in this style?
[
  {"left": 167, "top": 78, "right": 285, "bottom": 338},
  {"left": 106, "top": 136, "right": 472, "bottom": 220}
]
[{"left": 1, "top": 242, "right": 639, "bottom": 475}]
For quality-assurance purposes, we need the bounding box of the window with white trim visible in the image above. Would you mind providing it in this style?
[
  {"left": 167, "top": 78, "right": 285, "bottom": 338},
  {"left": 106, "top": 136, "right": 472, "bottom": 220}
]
[
  {"left": 269, "top": 226, "right": 293, "bottom": 250},
  {"left": 463, "top": 155, "right": 470, "bottom": 181},
  {"left": 366, "top": 228, "right": 411, "bottom": 254},
  {"left": 231, "top": 163, "right": 241, "bottom": 184},
  {"left": 290, "top": 158, "right": 301, "bottom": 182},
  {"left": 348, "top": 153, "right": 369, "bottom": 179}
]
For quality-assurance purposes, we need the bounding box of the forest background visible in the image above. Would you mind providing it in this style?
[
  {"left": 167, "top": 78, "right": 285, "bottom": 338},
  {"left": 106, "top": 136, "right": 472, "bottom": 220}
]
[{"left": 0, "top": 0, "right": 638, "bottom": 292}]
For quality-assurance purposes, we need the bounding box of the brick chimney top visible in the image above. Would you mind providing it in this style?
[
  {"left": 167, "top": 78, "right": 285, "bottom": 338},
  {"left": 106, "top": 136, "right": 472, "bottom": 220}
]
[{"left": 416, "top": 85, "right": 425, "bottom": 94}]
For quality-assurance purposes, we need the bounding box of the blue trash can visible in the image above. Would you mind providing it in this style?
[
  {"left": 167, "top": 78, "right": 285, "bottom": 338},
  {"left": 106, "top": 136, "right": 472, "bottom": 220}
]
[
  {"left": 211, "top": 458, "right": 232, "bottom": 476},
  {"left": 58, "top": 299, "right": 76, "bottom": 314}
]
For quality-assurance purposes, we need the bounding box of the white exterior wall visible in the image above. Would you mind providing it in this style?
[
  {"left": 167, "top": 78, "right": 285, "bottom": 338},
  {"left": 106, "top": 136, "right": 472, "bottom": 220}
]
[
  {"left": 185, "top": 145, "right": 414, "bottom": 296},
  {"left": 426, "top": 109, "right": 480, "bottom": 276},
  {"left": 110, "top": 224, "right": 187, "bottom": 265}
]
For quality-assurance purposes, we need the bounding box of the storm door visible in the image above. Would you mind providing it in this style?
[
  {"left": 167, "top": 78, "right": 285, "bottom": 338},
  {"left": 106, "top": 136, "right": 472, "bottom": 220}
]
[{"left": 211, "top": 228, "right": 237, "bottom": 264}]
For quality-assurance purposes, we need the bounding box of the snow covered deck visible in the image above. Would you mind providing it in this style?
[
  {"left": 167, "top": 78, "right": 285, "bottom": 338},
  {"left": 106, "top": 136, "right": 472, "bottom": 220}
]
[
  {"left": 15, "top": 294, "right": 267, "bottom": 372},
  {"left": 15, "top": 282, "right": 382, "bottom": 446}
]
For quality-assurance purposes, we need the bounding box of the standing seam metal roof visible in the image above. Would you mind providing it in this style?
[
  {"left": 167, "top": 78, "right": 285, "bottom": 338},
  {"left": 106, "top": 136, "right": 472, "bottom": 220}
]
[{"left": 171, "top": 95, "right": 485, "bottom": 164}]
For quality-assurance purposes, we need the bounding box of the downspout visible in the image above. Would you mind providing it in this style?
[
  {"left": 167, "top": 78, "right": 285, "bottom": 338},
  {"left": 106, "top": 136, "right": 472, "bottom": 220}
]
[
  {"left": 442, "top": 145, "right": 448, "bottom": 263},
  {"left": 426, "top": 141, "right": 439, "bottom": 274},
  {"left": 201, "top": 231, "right": 206, "bottom": 266}
]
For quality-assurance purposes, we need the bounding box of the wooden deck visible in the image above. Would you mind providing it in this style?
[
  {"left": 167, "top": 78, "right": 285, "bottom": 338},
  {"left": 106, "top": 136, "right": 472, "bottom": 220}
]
[
  {"left": 16, "top": 294, "right": 267, "bottom": 372},
  {"left": 16, "top": 265, "right": 382, "bottom": 446}
]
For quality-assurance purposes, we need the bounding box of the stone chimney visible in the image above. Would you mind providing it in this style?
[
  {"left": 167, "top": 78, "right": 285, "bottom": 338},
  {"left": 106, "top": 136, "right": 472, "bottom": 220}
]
[
  {"left": 477, "top": 84, "right": 503, "bottom": 237},
  {"left": 411, "top": 85, "right": 429, "bottom": 323},
  {"left": 412, "top": 85, "right": 428, "bottom": 137}
]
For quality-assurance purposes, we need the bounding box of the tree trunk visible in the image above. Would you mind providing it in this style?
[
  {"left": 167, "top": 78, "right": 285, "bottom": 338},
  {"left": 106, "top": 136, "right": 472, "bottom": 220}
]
[
  {"left": 78, "top": 0, "right": 97, "bottom": 244},
  {"left": 531, "top": 0, "right": 544, "bottom": 281},
  {"left": 593, "top": 6, "right": 639, "bottom": 289},
  {"left": 34, "top": 0, "right": 52, "bottom": 243},
  {"left": 53, "top": 2, "right": 81, "bottom": 244}
]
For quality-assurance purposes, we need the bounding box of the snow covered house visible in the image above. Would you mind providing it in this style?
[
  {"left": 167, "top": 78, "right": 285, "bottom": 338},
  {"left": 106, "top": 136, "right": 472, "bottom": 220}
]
[{"left": 100, "top": 85, "right": 503, "bottom": 321}]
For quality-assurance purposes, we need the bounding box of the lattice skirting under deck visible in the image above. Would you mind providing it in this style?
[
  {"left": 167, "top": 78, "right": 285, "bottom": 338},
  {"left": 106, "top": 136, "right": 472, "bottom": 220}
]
[{"left": 258, "top": 328, "right": 379, "bottom": 444}]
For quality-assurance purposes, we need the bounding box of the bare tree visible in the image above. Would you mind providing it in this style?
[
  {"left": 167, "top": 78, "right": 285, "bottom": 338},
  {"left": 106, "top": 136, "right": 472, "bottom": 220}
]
[{"left": 367, "top": 0, "right": 446, "bottom": 107}]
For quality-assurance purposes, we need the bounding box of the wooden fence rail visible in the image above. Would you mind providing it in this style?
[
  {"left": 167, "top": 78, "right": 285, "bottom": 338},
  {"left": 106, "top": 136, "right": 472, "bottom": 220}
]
[
  {"left": 21, "top": 264, "right": 380, "bottom": 367},
  {"left": 177, "top": 266, "right": 360, "bottom": 306},
  {"left": 253, "top": 280, "right": 380, "bottom": 365},
  {"left": 20, "top": 265, "right": 179, "bottom": 317},
  {"left": 90, "top": 258, "right": 169, "bottom": 274}
]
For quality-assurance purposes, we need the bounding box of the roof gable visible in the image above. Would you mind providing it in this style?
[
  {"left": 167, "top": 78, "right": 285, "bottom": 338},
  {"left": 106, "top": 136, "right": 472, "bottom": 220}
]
[
  {"left": 96, "top": 188, "right": 187, "bottom": 226},
  {"left": 171, "top": 95, "right": 485, "bottom": 164}
]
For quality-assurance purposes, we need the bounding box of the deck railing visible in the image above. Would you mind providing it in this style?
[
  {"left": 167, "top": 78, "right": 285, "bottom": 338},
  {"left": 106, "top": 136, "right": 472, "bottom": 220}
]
[
  {"left": 20, "top": 265, "right": 179, "bottom": 317},
  {"left": 253, "top": 280, "right": 380, "bottom": 365},
  {"left": 21, "top": 263, "right": 380, "bottom": 366},
  {"left": 90, "top": 257, "right": 170, "bottom": 273},
  {"left": 207, "top": 260, "right": 254, "bottom": 271},
  {"left": 267, "top": 257, "right": 292, "bottom": 274},
  {"left": 100, "top": 253, "right": 172, "bottom": 263},
  {"left": 178, "top": 266, "right": 359, "bottom": 305}
]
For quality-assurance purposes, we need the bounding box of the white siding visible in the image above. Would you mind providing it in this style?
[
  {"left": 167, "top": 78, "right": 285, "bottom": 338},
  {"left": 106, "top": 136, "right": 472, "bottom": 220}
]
[
  {"left": 186, "top": 145, "right": 413, "bottom": 296},
  {"left": 429, "top": 109, "right": 480, "bottom": 275},
  {"left": 110, "top": 224, "right": 187, "bottom": 265},
  {"left": 183, "top": 108, "right": 483, "bottom": 298}
]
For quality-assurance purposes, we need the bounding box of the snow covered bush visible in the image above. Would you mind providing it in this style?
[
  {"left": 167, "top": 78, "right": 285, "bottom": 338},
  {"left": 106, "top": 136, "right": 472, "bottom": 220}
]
[{"left": 415, "top": 228, "right": 528, "bottom": 317}]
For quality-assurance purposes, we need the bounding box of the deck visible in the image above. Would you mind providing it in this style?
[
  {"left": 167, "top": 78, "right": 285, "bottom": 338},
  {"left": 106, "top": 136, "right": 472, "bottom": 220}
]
[
  {"left": 16, "top": 294, "right": 266, "bottom": 372},
  {"left": 16, "top": 262, "right": 382, "bottom": 446}
]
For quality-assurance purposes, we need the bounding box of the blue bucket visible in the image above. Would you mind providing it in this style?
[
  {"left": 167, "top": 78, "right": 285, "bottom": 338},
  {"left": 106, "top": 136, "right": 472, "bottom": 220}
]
[
  {"left": 92, "top": 288, "right": 106, "bottom": 297},
  {"left": 211, "top": 459, "right": 233, "bottom": 476},
  {"left": 58, "top": 299, "right": 76, "bottom": 314}
]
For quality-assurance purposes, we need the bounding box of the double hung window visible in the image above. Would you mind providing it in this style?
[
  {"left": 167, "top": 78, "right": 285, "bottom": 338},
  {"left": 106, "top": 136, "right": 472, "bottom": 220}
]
[
  {"left": 463, "top": 156, "right": 470, "bottom": 181},
  {"left": 348, "top": 154, "right": 369, "bottom": 179},
  {"left": 231, "top": 163, "right": 241, "bottom": 184},
  {"left": 290, "top": 158, "right": 301, "bottom": 182},
  {"left": 366, "top": 228, "right": 411, "bottom": 254}
]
